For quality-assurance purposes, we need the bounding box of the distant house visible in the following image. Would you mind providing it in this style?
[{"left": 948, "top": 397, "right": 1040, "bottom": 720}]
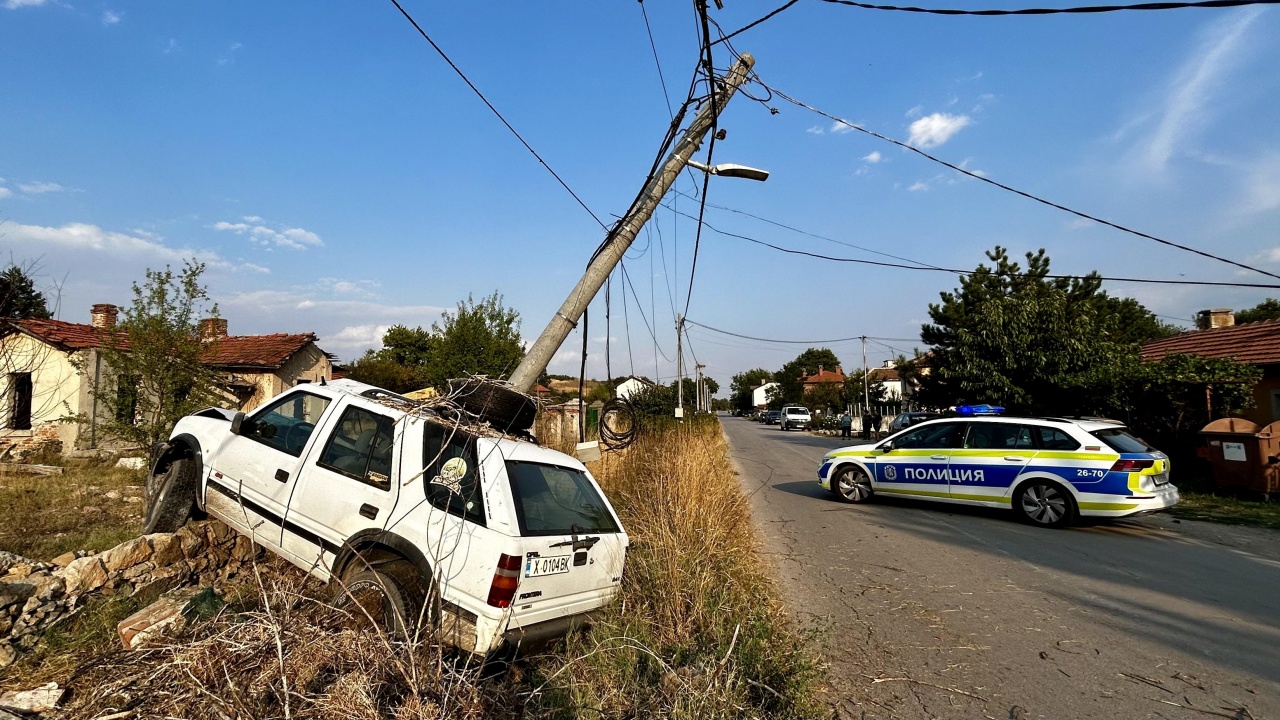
[
  {"left": 802, "top": 365, "right": 846, "bottom": 395},
  {"left": 1141, "top": 310, "right": 1280, "bottom": 425},
  {"left": 868, "top": 361, "right": 904, "bottom": 400},
  {"left": 615, "top": 375, "right": 656, "bottom": 400},
  {"left": 751, "top": 381, "right": 779, "bottom": 409},
  {"left": 533, "top": 383, "right": 552, "bottom": 400},
  {"left": 0, "top": 303, "right": 331, "bottom": 456}
]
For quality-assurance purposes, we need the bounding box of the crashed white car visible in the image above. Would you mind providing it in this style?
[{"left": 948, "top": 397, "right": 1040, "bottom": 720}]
[{"left": 145, "top": 378, "right": 628, "bottom": 654}]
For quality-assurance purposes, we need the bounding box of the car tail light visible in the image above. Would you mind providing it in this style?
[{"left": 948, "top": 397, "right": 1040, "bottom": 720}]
[
  {"left": 1110, "top": 459, "right": 1154, "bottom": 472},
  {"left": 487, "top": 553, "right": 522, "bottom": 608}
]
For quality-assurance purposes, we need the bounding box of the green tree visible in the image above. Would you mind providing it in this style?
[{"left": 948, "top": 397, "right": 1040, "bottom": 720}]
[
  {"left": 87, "top": 261, "right": 226, "bottom": 449},
  {"left": 1235, "top": 299, "right": 1280, "bottom": 325},
  {"left": 0, "top": 264, "right": 52, "bottom": 319},
  {"left": 346, "top": 292, "right": 525, "bottom": 393},
  {"left": 772, "top": 348, "right": 841, "bottom": 405},
  {"left": 729, "top": 368, "right": 773, "bottom": 413},
  {"left": 919, "top": 247, "right": 1137, "bottom": 414}
]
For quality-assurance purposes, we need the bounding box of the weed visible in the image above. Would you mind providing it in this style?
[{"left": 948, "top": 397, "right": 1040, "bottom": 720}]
[{"left": 0, "top": 463, "right": 145, "bottom": 559}]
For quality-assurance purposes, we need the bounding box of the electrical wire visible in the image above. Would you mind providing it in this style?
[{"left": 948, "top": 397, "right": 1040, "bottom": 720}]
[
  {"left": 753, "top": 76, "right": 1280, "bottom": 281},
  {"left": 599, "top": 397, "right": 641, "bottom": 450},
  {"left": 638, "top": 0, "right": 676, "bottom": 120},
  {"left": 819, "top": 0, "right": 1280, "bottom": 16},
  {"left": 620, "top": 262, "right": 676, "bottom": 362},
  {"left": 687, "top": 318, "right": 920, "bottom": 344},
  {"left": 682, "top": 0, "right": 720, "bottom": 319},
  {"left": 712, "top": 0, "right": 802, "bottom": 46},
  {"left": 388, "top": 0, "right": 607, "bottom": 231}
]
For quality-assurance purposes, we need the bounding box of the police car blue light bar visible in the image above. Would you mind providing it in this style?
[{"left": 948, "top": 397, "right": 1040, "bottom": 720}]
[{"left": 955, "top": 404, "right": 1005, "bottom": 416}]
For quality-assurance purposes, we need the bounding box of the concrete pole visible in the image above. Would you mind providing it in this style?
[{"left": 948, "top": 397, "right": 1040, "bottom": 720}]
[
  {"left": 676, "top": 315, "right": 685, "bottom": 417},
  {"left": 507, "top": 54, "right": 756, "bottom": 392}
]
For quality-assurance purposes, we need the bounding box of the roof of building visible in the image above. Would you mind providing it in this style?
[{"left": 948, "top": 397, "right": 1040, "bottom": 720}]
[
  {"left": 803, "top": 366, "right": 846, "bottom": 385},
  {"left": 868, "top": 367, "right": 901, "bottom": 382},
  {"left": 1141, "top": 320, "right": 1280, "bottom": 366},
  {"left": 3, "top": 318, "right": 319, "bottom": 370}
]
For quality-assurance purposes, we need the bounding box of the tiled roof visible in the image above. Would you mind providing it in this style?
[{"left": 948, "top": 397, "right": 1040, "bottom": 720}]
[
  {"left": 1141, "top": 320, "right": 1280, "bottom": 366},
  {"left": 5, "top": 318, "right": 316, "bottom": 370},
  {"left": 803, "top": 367, "right": 846, "bottom": 385},
  {"left": 869, "top": 368, "right": 901, "bottom": 382}
]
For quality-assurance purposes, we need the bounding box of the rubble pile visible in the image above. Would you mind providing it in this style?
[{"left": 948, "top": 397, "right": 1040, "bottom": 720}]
[{"left": 0, "top": 520, "right": 260, "bottom": 669}]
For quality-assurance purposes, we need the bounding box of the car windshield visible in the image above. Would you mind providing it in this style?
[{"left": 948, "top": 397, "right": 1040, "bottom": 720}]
[
  {"left": 1090, "top": 428, "right": 1155, "bottom": 453},
  {"left": 788, "top": 408, "right": 808, "bottom": 415},
  {"left": 507, "top": 461, "right": 621, "bottom": 536}
]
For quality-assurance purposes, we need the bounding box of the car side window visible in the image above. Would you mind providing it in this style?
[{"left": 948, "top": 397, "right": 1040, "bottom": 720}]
[
  {"left": 317, "top": 406, "right": 395, "bottom": 490},
  {"left": 964, "top": 423, "right": 1035, "bottom": 450},
  {"left": 245, "top": 392, "right": 331, "bottom": 457},
  {"left": 893, "top": 422, "right": 960, "bottom": 449},
  {"left": 422, "top": 422, "right": 485, "bottom": 527},
  {"left": 1035, "top": 427, "right": 1081, "bottom": 450}
]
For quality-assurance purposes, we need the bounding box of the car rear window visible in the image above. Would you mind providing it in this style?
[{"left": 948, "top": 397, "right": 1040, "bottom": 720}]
[
  {"left": 1090, "top": 428, "right": 1154, "bottom": 453},
  {"left": 506, "top": 461, "right": 620, "bottom": 537}
]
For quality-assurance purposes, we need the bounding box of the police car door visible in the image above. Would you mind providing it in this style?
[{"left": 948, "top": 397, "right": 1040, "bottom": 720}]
[
  {"left": 949, "top": 421, "right": 1035, "bottom": 503},
  {"left": 875, "top": 421, "right": 962, "bottom": 500}
]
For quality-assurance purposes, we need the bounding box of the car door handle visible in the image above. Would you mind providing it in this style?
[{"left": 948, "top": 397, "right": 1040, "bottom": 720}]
[
  {"left": 274, "top": 469, "right": 289, "bottom": 483},
  {"left": 359, "top": 504, "right": 379, "bottom": 520},
  {"left": 1004, "top": 456, "right": 1025, "bottom": 462},
  {"left": 930, "top": 454, "right": 947, "bottom": 460}
]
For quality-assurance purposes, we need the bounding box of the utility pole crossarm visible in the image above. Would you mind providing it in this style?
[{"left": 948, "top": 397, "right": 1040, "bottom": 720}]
[{"left": 508, "top": 54, "right": 757, "bottom": 392}]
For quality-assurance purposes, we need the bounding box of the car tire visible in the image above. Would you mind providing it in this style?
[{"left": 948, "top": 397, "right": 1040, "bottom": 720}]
[
  {"left": 1014, "top": 480, "right": 1076, "bottom": 528},
  {"left": 447, "top": 377, "right": 538, "bottom": 433},
  {"left": 831, "top": 465, "right": 874, "bottom": 503},
  {"left": 334, "top": 559, "right": 430, "bottom": 640},
  {"left": 143, "top": 458, "right": 197, "bottom": 534}
]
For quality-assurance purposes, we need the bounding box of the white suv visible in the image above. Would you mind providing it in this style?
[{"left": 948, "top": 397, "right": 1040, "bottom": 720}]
[
  {"left": 144, "top": 379, "right": 629, "bottom": 654},
  {"left": 779, "top": 405, "right": 812, "bottom": 431}
]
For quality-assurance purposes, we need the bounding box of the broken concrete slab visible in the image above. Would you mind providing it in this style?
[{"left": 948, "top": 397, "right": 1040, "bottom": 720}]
[{"left": 0, "top": 682, "right": 65, "bottom": 714}]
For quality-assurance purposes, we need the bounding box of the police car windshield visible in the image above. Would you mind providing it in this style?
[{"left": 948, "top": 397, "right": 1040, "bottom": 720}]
[{"left": 1090, "top": 428, "right": 1154, "bottom": 453}]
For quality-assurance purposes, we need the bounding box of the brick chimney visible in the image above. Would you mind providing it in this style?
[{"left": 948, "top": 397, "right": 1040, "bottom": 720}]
[
  {"left": 1195, "top": 308, "right": 1235, "bottom": 330},
  {"left": 90, "top": 303, "right": 118, "bottom": 329},
  {"left": 199, "top": 317, "right": 229, "bottom": 341}
]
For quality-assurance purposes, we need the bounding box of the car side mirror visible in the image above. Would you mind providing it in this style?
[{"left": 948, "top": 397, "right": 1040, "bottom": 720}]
[
  {"left": 879, "top": 441, "right": 893, "bottom": 453},
  {"left": 230, "top": 411, "right": 246, "bottom": 436}
]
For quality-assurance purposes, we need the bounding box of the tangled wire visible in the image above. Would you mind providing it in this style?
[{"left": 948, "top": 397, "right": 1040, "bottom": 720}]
[{"left": 599, "top": 397, "right": 640, "bottom": 451}]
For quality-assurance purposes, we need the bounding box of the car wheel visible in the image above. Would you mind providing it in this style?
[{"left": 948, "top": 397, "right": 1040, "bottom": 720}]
[
  {"left": 334, "top": 559, "right": 430, "bottom": 640},
  {"left": 143, "top": 458, "right": 197, "bottom": 533},
  {"left": 831, "top": 465, "right": 874, "bottom": 503},
  {"left": 1014, "top": 480, "right": 1075, "bottom": 528}
]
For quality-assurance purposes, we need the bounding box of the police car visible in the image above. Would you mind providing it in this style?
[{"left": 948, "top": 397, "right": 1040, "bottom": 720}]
[{"left": 816, "top": 406, "right": 1178, "bottom": 528}]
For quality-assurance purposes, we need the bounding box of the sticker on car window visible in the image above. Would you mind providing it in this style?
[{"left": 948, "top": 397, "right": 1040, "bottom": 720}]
[{"left": 430, "top": 457, "right": 468, "bottom": 495}]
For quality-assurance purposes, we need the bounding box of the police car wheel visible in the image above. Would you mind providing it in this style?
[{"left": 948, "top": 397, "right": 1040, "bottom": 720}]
[
  {"left": 832, "top": 466, "right": 873, "bottom": 503},
  {"left": 1014, "top": 480, "right": 1075, "bottom": 528}
]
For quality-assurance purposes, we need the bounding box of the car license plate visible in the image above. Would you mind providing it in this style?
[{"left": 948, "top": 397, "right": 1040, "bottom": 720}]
[
  {"left": 525, "top": 554, "right": 570, "bottom": 578},
  {"left": 1152, "top": 473, "right": 1170, "bottom": 486}
]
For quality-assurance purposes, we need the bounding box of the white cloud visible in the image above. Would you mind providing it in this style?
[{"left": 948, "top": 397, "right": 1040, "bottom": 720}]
[
  {"left": 324, "top": 324, "right": 393, "bottom": 353},
  {"left": 862, "top": 151, "right": 882, "bottom": 164},
  {"left": 904, "top": 105, "right": 924, "bottom": 119},
  {"left": 163, "top": 38, "right": 179, "bottom": 55},
  {"left": 218, "top": 42, "right": 243, "bottom": 66},
  {"left": 1066, "top": 218, "right": 1096, "bottom": 230},
  {"left": 3, "top": 0, "right": 48, "bottom": 9},
  {"left": 213, "top": 217, "right": 324, "bottom": 250},
  {"left": 829, "top": 120, "right": 854, "bottom": 135},
  {"left": 806, "top": 126, "right": 825, "bottom": 135},
  {"left": 0, "top": 221, "right": 243, "bottom": 268},
  {"left": 908, "top": 181, "right": 929, "bottom": 192},
  {"left": 1129, "top": 7, "right": 1263, "bottom": 174},
  {"left": 0, "top": 187, "right": 11, "bottom": 199},
  {"left": 907, "top": 113, "right": 971, "bottom": 149},
  {"left": 18, "top": 180, "right": 64, "bottom": 194},
  {"left": 101, "top": 10, "right": 120, "bottom": 25},
  {"left": 1237, "top": 153, "right": 1280, "bottom": 217}
]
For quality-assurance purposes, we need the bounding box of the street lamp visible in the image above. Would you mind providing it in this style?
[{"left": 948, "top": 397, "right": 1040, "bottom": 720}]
[{"left": 686, "top": 159, "right": 770, "bottom": 182}]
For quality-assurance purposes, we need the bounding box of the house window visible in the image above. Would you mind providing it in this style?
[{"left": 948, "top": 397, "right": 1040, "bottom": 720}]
[
  {"left": 115, "top": 375, "right": 139, "bottom": 426},
  {"left": 8, "top": 373, "right": 32, "bottom": 431}
]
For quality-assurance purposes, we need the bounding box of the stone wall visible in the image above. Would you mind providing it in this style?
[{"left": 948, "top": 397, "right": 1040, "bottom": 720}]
[{"left": 0, "top": 520, "right": 259, "bottom": 669}]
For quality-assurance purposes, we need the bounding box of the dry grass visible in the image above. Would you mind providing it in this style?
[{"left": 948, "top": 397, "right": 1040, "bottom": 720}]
[
  {"left": 522, "top": 419, "right": 819, "bottom": 719},
  {"left": 0, "top": 462, "right": 145, "bottom": 559}
]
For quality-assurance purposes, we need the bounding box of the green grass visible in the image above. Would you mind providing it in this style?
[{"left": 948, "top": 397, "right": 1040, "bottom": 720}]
[
  {"left": 0, "top": 464, "right": 146, "bottom": 559},
  {"left": 1170, "top": 491, "right": 1280, "bottom": 530}
]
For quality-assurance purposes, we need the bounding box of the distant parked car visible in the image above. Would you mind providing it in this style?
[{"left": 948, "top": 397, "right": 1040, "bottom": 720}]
[
  {"left": 762, "top": 410, "right": 782, "bottom": 425},
  {"left": 888, "top": 412, "right": 939, "bottom": 432},
  {"left": 779, "top": 406, "right": 812, "bottom": 431}
]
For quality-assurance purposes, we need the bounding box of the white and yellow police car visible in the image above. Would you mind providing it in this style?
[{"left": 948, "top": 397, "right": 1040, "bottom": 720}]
[{"left": 817, "top": 407, "right": 1178, "bottom": 527}]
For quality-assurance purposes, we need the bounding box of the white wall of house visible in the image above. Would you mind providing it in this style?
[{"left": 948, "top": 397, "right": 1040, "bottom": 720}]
[
  {"left": 0, "top": 334, "right": 84, "bottom": 452},
  {"left": 615, "top": 376, "right": 652, "bottom": 400},
  {"left": 752, "top": 382, "right": 779, "bottom": 408}
]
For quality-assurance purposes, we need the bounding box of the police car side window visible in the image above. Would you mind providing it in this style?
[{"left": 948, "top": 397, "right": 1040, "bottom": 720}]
[
  {"left": 1035, "top": 427, "right": 1080, "bottom": 451},
  {"left": 964, "top": 423, "right": 1034, "bottom": 450},
  {"left": 895, "top": 422, "right": 960, "bottom": 449}
]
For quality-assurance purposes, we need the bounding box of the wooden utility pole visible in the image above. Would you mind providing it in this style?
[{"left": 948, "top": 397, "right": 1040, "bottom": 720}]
[{"left": 507, "top": 54, "right": 756, "bottom": 392}]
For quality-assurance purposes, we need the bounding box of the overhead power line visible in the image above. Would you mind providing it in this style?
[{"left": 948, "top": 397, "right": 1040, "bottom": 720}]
[
  {"left": 620, "top": 262, "right": 675, "bottom": 363},
  {"left": 687, "top": 318, "right": 919, "bottom": 344},
  {"left": 752, "top": 77, "right": 1280, "bottom": 281},
  {"left": 819, "top": 0, "right": 1280, "bottom": 15},
  {"left": 388, "top": 0, "right": 606, "bottom": 231}
]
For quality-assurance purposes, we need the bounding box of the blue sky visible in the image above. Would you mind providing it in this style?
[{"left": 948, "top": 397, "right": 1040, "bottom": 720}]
[{"left": 3, "top": 1, "right": 1279, "bottom": 391}]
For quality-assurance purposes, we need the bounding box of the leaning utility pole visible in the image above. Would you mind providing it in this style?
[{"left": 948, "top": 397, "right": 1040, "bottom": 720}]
[
  {"left": 507, "top": 54, "right": 756, "bottom": 393},
  {"left": 861, "top": 335, "right": 870, "bottom": 414},
  {"left": 676, "top": 314, "right": 685, "bottom": 418}
]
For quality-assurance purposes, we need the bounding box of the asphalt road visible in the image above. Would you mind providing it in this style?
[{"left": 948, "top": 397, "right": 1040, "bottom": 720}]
[{"left": 721, "top": 416, "right": 1280, "bottom": 720}]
